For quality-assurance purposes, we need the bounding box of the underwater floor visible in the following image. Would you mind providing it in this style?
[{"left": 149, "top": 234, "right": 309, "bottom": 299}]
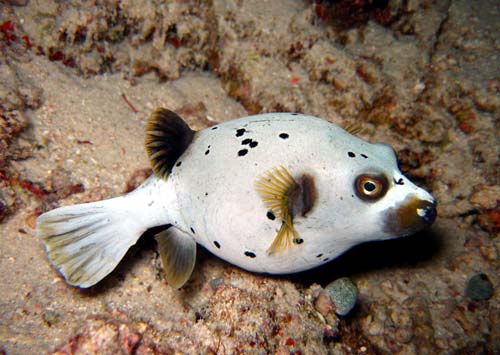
[{"left": 0, "top": 1, "right": 498, "bottom": 354}]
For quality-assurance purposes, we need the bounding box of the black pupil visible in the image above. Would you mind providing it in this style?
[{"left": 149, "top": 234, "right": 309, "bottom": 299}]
[{"left": 364, "top": 181, "right": 377, "bottom": 192}]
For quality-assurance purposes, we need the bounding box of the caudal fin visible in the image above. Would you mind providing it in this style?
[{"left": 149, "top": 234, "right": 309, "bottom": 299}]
[{"left": 36, "top": 197, "right": 146, "bottom": 288}]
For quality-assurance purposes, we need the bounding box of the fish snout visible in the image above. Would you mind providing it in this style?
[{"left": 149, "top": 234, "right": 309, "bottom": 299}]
[
  {"left": 383, "top": 195, "right": 437, "bottom": 237},
  {"left": 418, "top": 199, "right": 437, "bottom": 225}
]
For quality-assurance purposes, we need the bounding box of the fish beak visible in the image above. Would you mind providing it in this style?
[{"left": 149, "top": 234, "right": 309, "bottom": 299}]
[
  {"left": 383, "top": 195, "right": 437, "bottom": 237},
  {"left": 417, "top": 199, "right": 437, "bottom": 225}
]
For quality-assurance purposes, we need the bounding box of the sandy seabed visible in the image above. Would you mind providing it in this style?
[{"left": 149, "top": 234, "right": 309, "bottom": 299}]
[{"left": 0, "top": 1, "right": 499, "bottom": 354}]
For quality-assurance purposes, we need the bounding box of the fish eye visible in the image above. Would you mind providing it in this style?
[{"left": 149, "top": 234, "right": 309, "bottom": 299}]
[{"left": 355, "top": 174, "right": 389, "bottom": 201}]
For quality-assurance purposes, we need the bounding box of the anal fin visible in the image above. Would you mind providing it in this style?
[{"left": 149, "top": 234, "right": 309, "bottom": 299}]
[{"left": 155, "top": 227, "right": 196, "bottom": 289}]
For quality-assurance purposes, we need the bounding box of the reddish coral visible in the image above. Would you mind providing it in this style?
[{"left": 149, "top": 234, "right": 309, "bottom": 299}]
[
  {"left": 478, "top": 209, "right": 500, "bottom": 233},
  {"left": 312, "top": 0, "right": 396, "bottom": 28},
  {"left": 1, "top": 20, "right": 32, "bottom": 50},
  {"left": 0, "top": 20, "right": 17, "bottom": 44}
]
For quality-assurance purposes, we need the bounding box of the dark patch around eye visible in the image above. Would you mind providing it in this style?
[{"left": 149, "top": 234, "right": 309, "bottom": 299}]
[
  {"left": 236, "top": 128, "right": 246, "bottom": 137},
  {"left": 361, "top": 153, "right": 368, "bottom": 158},
  {"left": 244, "top": 251, "right": 256, "bottom": 258},
  {"left": 355, "top": 174, "right": 389, "bottom": 201},
  {"left": 279, "top": 133, "right": 289, "bottom": 139},
  {"left": 190, "top": 227, "right": 195, "bottom": 234},
  {"left": 249, "top": 141, "right": 258, "bottom": 148},
  {"left": 242, "top": 138, "right": 252, "bottom": 145},
  {"left": 238, "top": 149, "right": 248, "bottom": 156},
  {"left": 266, "top": 211, "right": 276, "bottom": 220},
  {"left": 213, "top": 241, "right": 221, "bottom": 248},
  {"left": 348, "top": 152, "right": 356, "bottom": 158},
  {"left": 316, "top": 253, "right": 323, "bottom": 258},
  {"left": 176, "top": 161, "right": 182, "bottom": 167},
  {"left": 205, "top": 150, "right": 210, "bottom": 155}
]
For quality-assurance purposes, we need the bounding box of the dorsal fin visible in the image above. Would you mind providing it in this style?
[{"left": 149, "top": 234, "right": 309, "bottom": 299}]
[
  {"left": 145, "top": 108, "right": 195, "bottom": 179},
  {"left": 342, "top": 122, "right": 362, "bottom": 135}
]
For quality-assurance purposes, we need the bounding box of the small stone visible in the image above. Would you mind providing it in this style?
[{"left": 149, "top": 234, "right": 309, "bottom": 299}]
[
  {"left": 42, "top": 310, "right": 60, "bottom": 327},
  {"left": 209, "top": 277, "right": 224, "bottom": 290},
  {"left": 324, "top": 277, "right": 358, "bottom": 316},
  {"left": 465, "top": 273, "right": 493, "bottom": 301},
  {"left": 315, "top": 291, "right": 334, "bottom": 316}
]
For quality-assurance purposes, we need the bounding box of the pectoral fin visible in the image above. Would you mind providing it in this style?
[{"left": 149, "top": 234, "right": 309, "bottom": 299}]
[
  {"left": 255, "top": 166, "right": 300, "bottom": 254},
  {"left": 155, "top": 228, "right": 196, "bottom": 289}
]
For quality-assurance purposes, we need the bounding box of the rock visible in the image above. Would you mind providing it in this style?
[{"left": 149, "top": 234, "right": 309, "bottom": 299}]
[
  {"left": 470, "top": 185, "right": 500, "bottom": 210},
  {"left": 324, "top": 277, "right": 358, "bottom": 316},
  {"left": 465, "top": 273, "right": 494, "bottom": 301}
]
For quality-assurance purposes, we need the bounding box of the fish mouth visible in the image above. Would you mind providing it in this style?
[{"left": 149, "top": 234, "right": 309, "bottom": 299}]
[{"left": 383, "top": 195, "right": 437, "bottom": 237}]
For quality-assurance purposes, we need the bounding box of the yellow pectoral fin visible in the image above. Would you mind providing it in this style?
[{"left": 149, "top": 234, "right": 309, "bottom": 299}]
[
  {"left": 256, "top": 166, "right": 300, "bottom": 254},
  {"left": 266, "top": 214, "right": 299, "bottom": 255}
]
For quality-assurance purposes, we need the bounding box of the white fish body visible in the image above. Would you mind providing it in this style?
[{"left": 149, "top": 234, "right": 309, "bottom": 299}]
[{"left": 37, "top": 110, "right": 436, "bottom": 288}]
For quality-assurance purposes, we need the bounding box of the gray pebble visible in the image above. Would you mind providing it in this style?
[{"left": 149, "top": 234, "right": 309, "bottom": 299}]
[
  {"left": 465, "top": 273, "right": 493, "bottom": 301},
  {"left": 209, "top": 277, "right": 224, "bottom": 290},
  {"left": 325, "top": 277, "right": 358, "bottom": 316}
]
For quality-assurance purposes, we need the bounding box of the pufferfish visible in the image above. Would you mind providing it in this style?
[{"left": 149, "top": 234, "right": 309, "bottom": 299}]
[{"left": 36, "top": 109, "right": 436, "bottom": 289}]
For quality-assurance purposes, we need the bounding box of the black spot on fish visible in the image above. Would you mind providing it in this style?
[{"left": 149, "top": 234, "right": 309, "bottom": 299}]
[
  {"left": 294, "top": 238, "right": 304, "bottom": 245},
  {"left": 316, "top": 253, "right": 323, "bottom": 258},
  {"left": 236, "top": 128, "right": 246, "bottom": 137},
  {"left": 205, "top": 149, "right": 210, "bottom": 155},
  {"left": 323, "top": 257, "right": 330, "bottom": 262},
  {"left": 394, "top": 178, "right": 404, "bottom": 185},
  {"left": 214, "top": 241, "right": 221, "bottom": 248},
  {"left": 211, "top": 126, "right": 218, "bottom": 130},
  {"left": 361, "top": 153, "right": 368, "bottom": 159},
  {"left": 348, "top": 152, "right": 355, "bottom": 158},
  {"left": 242, "top": 138, "right": 252, "bottom": 145},
  {"left": 266, "top": 211, "right": 276, "bottom": 220},
  {"left": 244, "top": 251, "right": 256, "bottom": 258},
  {"left": 249, "top": 141, "right": 258, "bottom": 148},
  {"left": 238, "top": 149, "right": 248, "bottom": 157},
  {"left": 205, "top": 192, "right": 209, "bottom": 196},
  {"left": 291, "top": 113, "right": 298, "bottom": 116},
  {"left": 279, "top": 133, "right": 289, "bottom": 139},
  {"left": 176, "top": 161, "right": 182, "bottom": 167},
  {"left": 190, "top": 227, "right": 195, "bottom": 234}
]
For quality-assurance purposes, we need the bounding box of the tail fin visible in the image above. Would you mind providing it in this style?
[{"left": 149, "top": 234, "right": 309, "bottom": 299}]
[{"left": 36, "top": 196, "right": 146, "bottom": 288}]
